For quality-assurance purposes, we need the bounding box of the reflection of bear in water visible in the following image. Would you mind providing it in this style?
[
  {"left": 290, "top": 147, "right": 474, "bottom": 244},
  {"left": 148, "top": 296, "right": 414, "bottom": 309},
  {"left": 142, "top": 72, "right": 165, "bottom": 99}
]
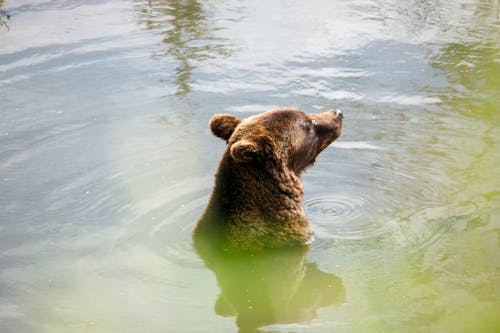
[
  {"left": 194, "top": 108, "right": 344, "bottom": 332},
  {"left": 194, "top": 107, "right": 343, "bottom": 252},
  {"left": 198, "top": 246, "right": 345, "bottom": 333}
]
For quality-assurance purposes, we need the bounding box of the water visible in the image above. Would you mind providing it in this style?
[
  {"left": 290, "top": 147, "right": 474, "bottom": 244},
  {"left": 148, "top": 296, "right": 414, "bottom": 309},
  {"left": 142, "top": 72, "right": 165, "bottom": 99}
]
[{"left": 0, "top": 0, "right": 499, "bottom": 332}]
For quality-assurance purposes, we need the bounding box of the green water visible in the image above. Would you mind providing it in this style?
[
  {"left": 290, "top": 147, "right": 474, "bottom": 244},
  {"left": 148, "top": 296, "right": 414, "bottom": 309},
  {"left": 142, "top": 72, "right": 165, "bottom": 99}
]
[{"left": 0, "top": 1, "right": 499, "bottom": 332}]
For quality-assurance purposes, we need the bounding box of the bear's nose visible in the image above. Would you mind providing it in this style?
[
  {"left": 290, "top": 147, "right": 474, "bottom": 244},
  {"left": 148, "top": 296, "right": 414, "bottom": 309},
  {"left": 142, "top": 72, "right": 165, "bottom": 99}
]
[{"left": 335, "top": 109, "right": 343, "bottom": 120}]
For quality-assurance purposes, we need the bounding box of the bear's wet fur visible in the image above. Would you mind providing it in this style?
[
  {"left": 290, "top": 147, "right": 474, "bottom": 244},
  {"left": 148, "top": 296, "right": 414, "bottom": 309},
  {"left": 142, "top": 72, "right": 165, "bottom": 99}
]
[{"left": 194, "top": 107, "right": 343, "bottom": 252}]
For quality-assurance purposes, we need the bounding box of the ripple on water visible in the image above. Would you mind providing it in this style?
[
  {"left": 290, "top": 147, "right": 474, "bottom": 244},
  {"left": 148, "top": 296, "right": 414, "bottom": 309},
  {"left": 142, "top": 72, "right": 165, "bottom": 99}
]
[
  {"left": 115, "top": 176, "right": 210, "bottom": 269},
  {"left": 305, "top": 190, "right": 485, "bottom": 254},
  {"left": 305, "top": 193, "right": 365, "bottom": 224},
  {"left": 390, "top": 197, "right": 487, "bottom": 254},
  {"left": 304, "top": 154, "right": 415, "bottom": 241},
  {"left": 305, "top": 192, "right": 390, "bottom": 240},
  {"left": 306, "top": 133, "right": 469, "bottom": 245}
]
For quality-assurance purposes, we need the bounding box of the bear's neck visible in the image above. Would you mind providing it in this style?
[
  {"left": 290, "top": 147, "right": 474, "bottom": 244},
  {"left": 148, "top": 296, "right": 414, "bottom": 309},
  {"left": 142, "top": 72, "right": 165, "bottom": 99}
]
[{"left": 206, "top": 154, "right": 305, "bottom": 222}]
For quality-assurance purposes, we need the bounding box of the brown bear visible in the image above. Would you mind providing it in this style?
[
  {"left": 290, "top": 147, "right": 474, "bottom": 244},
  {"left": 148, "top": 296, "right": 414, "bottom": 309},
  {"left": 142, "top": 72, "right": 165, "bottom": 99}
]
[{"left": 194, "top": 107, "right": 343, "bottom": 252}]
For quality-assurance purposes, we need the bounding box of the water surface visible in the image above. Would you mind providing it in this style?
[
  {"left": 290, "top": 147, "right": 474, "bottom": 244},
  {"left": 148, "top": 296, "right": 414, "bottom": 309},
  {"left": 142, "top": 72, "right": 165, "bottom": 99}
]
[{"left": 0, "top": 0, "right": 499, "bottom": 332}]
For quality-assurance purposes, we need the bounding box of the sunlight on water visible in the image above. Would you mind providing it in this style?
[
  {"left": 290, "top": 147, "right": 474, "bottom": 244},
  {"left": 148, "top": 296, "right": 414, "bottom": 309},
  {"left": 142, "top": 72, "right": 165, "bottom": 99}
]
[{"left": 0, "top": 0, "right": 499, "bottom": 332}]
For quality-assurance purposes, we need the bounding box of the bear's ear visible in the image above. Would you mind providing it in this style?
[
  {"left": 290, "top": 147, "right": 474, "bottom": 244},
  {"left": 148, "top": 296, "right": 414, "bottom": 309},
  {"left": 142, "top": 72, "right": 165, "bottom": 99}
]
[
  {"left": 209, "top": 114, "right": 241, "bottom": 141},
  {"left": 230, "top": 140, "right": 259, "bottom": 163}
]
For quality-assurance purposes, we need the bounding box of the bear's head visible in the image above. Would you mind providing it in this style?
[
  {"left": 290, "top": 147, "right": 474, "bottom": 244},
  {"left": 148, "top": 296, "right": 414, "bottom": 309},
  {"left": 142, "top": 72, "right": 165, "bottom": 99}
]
[{"left": 209, "top": 108, "right": 343, "bottom": 174}]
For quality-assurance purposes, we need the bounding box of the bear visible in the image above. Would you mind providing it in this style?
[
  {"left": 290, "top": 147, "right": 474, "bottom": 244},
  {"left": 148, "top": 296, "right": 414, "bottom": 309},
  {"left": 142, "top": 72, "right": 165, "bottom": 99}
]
[{"left": 194, "top": 107, "right": 343, "bottom": 253}]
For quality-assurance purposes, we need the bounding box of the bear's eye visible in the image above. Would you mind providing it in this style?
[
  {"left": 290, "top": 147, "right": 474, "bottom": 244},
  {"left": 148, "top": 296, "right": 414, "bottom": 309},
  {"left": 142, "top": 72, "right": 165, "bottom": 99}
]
[
  {"left": 304, "top": 120, "right": 316, "bottom": 132},
  {"left": 301, "top": 120, "right": 313, "bottom": 132}
]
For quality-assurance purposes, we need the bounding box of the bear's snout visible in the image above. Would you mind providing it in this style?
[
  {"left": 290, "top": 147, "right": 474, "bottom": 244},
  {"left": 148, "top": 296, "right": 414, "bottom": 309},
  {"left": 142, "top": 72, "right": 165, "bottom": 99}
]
[
  {"left": 326, "top": 109, "right": 343, "bottom": 121},
  {"left": 334, "top": 109, "right": 343, "bottom": 120},
  {"left": 312, "top": 109, "right": 343, "bottom": 131}
]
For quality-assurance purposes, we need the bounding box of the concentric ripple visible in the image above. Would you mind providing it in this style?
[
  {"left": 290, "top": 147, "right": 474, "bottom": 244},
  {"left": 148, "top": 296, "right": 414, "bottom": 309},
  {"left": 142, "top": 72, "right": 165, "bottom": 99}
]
[
  {"left": 305, "top": 192, "right": 389, "bottom": 240},
  {"left": 305, "top": 193, "right": 366, "bottom": 225}
]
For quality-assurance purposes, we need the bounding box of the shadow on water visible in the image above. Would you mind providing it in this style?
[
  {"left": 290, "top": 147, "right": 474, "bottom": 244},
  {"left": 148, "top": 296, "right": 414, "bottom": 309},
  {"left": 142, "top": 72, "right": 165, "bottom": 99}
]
[
  {"left": 194, "top": 236, "right": 345, "bottom": 333},
  {"left": 135, "top": 0, "right": 234, "bottom": 95}
]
